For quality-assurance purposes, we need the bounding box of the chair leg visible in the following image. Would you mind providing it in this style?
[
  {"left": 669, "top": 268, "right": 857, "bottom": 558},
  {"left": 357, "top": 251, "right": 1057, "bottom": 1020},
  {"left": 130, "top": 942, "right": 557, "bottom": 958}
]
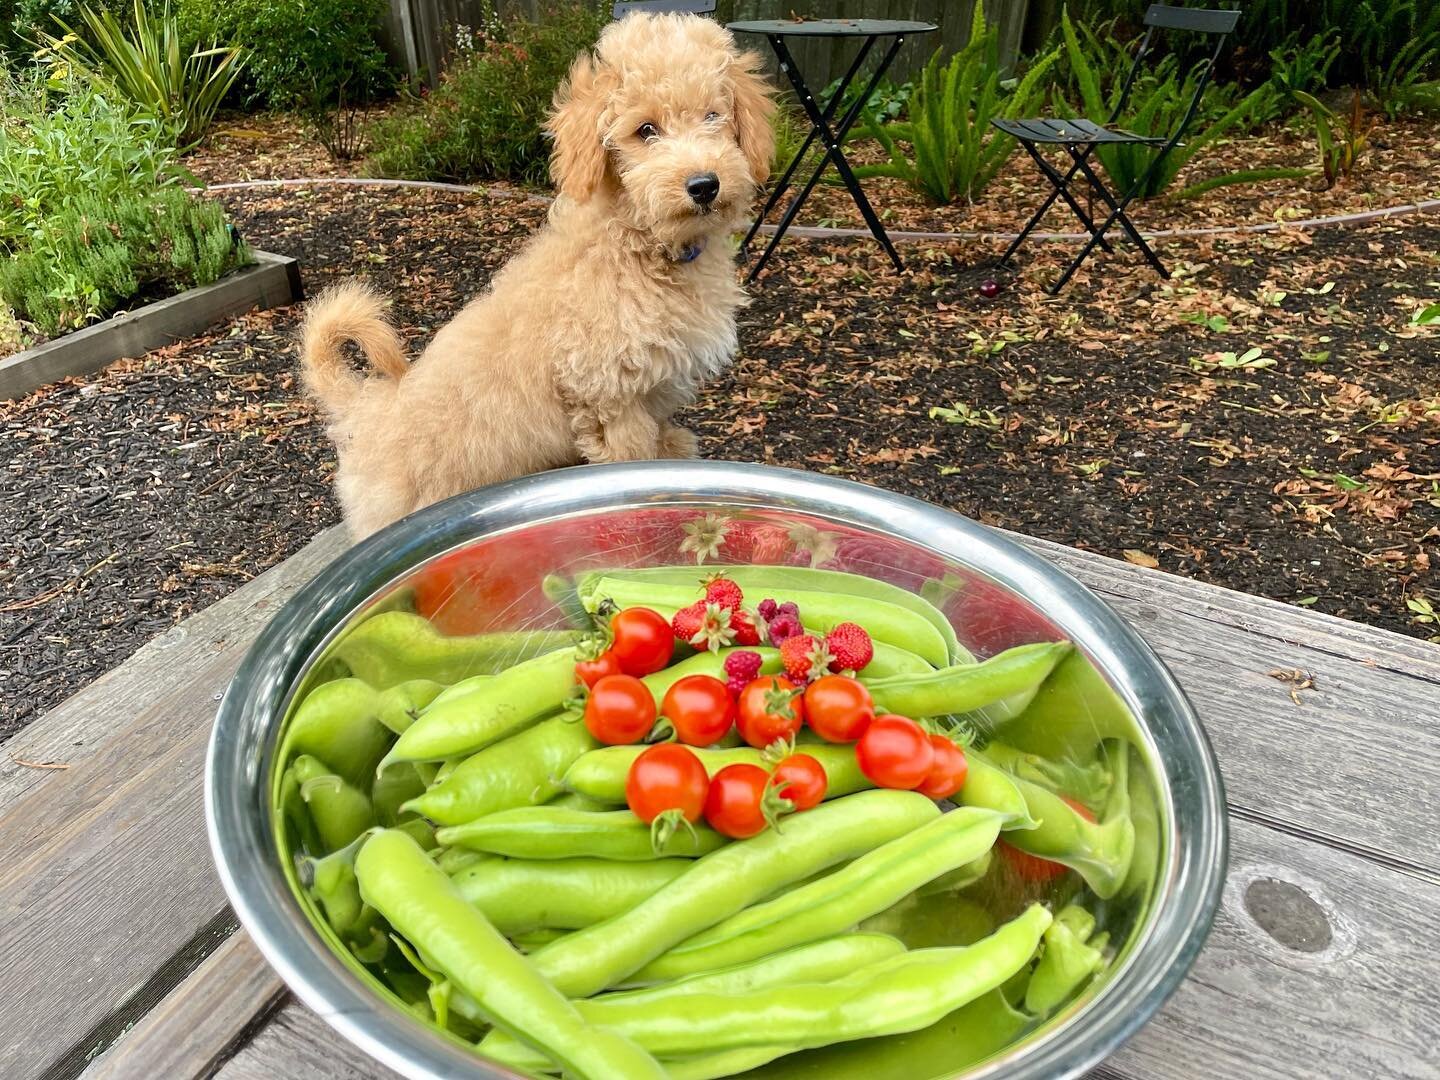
[
  {"left": 1068, "top": 152, "right": 1168, "bottom": 277},
  {"left": 1002, "top": 142, "right": 1114, "bottom": 266}
]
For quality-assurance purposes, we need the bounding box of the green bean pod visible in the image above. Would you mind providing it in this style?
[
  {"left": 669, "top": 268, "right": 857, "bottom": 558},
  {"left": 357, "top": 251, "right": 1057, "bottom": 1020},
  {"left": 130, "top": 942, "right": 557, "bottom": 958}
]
[
  {"left": 403, "top": 714, "right": 598, "bottom": 826},
  {"left": 1024, "top": 904, "right": 1106, "bottom": 1014},
  {"left": 496, "top": 905, "right": 1052, "bottom": 1061},
  {"left": 864, "top": 641, "right": 1072, "bottom": 719},
  {"left": 482, "top": 934, "right": 907, "bottom": 1069},
  {"left": 643, "top": 646, "right": 780, "bottom": 700},
  {"left": 436, "top": 807, "right": 727, "bottom": 860},
  {"left": 865, "top": 641, "right": 941, "bottom": 677},
  {"left": 452, "top": 856, "right": 690, "bottom": 934},
  {"left": 299, "top": 833, "right": 372, "bottom": 939},
  {"left": 577, "top": 564, "right": 964, "bottom": 665},
  {"left": 291, "top": 755, "right": 376, "bottom": 853},
  {"left": 425, "top": 673, "right": 494, "bottom": 711},
  {"left": 917, "top": 848, "right": 993, "bottom": 897},
  {"left": 371, "top": 763, "right": 428, "bottom": 827},
  {"left": 283, "top": 678, "right": 442, "bottom": 788},
  {"left": 382, "top": 646, "right": 580, "bottom": 765},
  {"left": 584, "top": 577, "right": 950, "bottom": 668},
  {"left": 355, "top": 829, "right": 666, "bottom": 1080},
  {"left": 528, "top": 790, "right": 941, "bottom": 998},
  {"left": 634, "top": 807, "right": 1007, "bottom": 981},
  {"left": 981, "top": 740, "right": 1115, "bottom": 806},
  {"left": 330, "top": 610, "right": 581, "bottom": 689},
  {"left": 1122, "top": 743, "right": 1162, "bottom": 903},
  {"left": 434, "top": 845, "right": 488, "bottom": 875},
  {"left": 562, "top": 742, "right": 870, "bottom": 806},
  {"left": 957, "top": 752, "right": 1040, "bottom": 830},
  {"left": 988, "top": 740, "right": 1136, "bottom": 899}
]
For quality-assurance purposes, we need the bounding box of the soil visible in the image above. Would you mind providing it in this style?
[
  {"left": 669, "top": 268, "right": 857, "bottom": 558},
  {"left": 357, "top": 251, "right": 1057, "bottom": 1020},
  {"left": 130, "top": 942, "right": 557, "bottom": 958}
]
[{"left": 1, "top": 119, "right": 1436, "bottom": 742}]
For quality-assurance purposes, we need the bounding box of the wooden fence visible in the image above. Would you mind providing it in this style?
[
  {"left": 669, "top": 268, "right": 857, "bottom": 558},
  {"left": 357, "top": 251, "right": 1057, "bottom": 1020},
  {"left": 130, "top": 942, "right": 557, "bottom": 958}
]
[{"left": 381, "top": 0, "right": 1052, "bottom": 90}]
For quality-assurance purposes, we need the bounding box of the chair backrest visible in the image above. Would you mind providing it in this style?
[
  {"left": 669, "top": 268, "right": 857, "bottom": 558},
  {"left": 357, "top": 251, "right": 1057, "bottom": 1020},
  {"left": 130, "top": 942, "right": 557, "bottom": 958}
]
[
  {"left": 1109, "top": 5, "right": 1239, "bottom": 142},
  {"left": 611, "top": 0, "right": 716, "bottom": 18}
]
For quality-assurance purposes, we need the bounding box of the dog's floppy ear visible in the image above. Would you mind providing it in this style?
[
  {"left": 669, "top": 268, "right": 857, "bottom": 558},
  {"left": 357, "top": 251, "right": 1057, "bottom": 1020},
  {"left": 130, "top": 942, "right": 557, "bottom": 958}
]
[
  {"left": 548, "top": 53, "right": 612, "bottom": 201},
  {"left": 729, "top": 49, "right": 776, "bottom": 187}
]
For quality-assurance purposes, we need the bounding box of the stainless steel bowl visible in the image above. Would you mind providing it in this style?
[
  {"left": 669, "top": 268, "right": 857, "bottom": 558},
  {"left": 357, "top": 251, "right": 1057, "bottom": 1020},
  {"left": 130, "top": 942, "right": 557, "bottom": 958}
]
[{"left": 207, "top": 461, "right": 1227, "bottom": 1080}]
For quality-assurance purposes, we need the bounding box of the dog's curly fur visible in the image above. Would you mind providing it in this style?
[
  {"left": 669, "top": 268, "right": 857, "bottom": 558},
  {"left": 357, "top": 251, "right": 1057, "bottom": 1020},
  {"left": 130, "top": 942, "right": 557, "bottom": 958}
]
[{"left": 299, "top": 13, "right": 774, "bottom": 538}]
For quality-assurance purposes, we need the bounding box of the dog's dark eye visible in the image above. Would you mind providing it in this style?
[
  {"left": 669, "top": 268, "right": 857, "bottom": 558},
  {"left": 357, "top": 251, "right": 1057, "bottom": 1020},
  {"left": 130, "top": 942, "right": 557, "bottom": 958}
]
[
  {"left": 637, "top": 122, "right": 660, "bottom": 142},
  {"left": 705, "top": 111, "right": 721, "bottom": 123}
]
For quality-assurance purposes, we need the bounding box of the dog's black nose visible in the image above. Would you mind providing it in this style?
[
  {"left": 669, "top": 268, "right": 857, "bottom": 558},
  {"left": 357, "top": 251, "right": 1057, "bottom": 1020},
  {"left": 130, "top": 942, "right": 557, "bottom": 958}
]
[{"left": 686, "top": 173, "right": 720, "bottom": 205}]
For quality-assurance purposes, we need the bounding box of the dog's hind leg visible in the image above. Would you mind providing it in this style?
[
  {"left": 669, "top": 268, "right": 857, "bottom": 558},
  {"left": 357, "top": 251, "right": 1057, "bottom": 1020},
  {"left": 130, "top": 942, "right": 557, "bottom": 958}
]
[
  {"left": 658, "top": 422, "right": 699, "bottom": 458},
  {"left": 574, "top": 405, "right": 665, "bottom": 464}
]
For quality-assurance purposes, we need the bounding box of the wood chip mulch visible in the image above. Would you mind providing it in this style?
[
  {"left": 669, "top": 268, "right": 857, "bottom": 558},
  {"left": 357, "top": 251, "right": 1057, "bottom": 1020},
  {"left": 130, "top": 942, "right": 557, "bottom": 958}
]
[{"left": 2, "top": 170, "right": 1436, "bottom": 741}]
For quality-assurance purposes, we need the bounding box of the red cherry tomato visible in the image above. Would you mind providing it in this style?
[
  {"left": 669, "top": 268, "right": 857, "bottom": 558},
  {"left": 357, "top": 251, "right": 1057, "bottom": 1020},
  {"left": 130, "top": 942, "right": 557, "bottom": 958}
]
[
  {"left": 574, "top": 649, "right": 622, "bottom": 689},
  {"left": 737, "top": 676, "right": 805, "bottom": 749},
  {"left": 915, "top": 734, "right": 969, "bottom": 800},
  {"left": 855, "top": 714, "right": 935, "bottom": 790},
  {"left": 660, "top": 674, "right": 736, "bottom": 746},
  {"left": 802, "top": 675, "right": 874, "bottom": 743},
  {"left": 583, "top": 674, "right": 656, "bottom": 745},
  {"left": 610, "top": 607, "right": 673, "bottom": 676},
  {"left": 772, "top": 753, "right": 827, "bottom": 811},
  {"left": 625, "top": 743, "right": 710, "bottom": 825},
  {"left": 411, "top": 544, "right": 556, "bottom": 636},
  {"left": 997, "top": 797, "right": 1096, "bottom": 881},
  {"left": 703, "top": 763, "right": 779, "bottom": 839}
]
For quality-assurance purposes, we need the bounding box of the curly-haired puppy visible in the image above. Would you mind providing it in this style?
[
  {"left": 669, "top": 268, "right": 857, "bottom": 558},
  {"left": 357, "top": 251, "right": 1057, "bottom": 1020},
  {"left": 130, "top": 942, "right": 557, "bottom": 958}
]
[{"left": 299, "top": 13, "right": 774, "bottom": 538}]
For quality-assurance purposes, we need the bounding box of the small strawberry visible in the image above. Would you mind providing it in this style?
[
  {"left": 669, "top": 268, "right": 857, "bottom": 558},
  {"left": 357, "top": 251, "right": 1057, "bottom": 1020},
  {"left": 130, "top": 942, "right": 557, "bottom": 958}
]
[
  {"left": 730, "top": 609, "right": 761, "bottom": 646},
  {"left": 765, "top": 612, "right": 803, "bottom": 644},
  {"left": 670, "top": 601, "right": 706, "bottom": 643},
  {"left": 825, "top": 622, "right": 874, "bottom": 673},
  {"left": 779, "top": 633, "right": 834, "bottom": 683},
  {"left": 703, "top": 574, "right": 744, "bottom": 612},
  {"left": 723, "top": 649, "right": 764, "bottom": 697},
  {"left": 687, "top": 601, "right": 738, "bottom": 653}
]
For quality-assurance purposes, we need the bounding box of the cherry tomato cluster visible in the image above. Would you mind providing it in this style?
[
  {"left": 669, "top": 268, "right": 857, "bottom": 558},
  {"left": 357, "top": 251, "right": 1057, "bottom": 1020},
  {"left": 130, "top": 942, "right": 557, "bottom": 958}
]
[{"left": 625, "top": 744, "right": 829, "bottom": 841}]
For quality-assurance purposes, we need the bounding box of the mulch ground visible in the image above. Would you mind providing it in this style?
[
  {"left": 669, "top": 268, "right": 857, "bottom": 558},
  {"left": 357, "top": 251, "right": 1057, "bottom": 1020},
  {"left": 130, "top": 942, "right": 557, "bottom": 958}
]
[{"left": 2, "top": 122, "right": 1437, "bottom": 741}]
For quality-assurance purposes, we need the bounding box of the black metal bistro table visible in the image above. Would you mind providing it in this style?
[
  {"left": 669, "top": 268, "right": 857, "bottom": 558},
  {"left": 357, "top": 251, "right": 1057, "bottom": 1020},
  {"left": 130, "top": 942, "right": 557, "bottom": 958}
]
[{"left": 730, "top": 18, "right": 936, "bottom": 283}]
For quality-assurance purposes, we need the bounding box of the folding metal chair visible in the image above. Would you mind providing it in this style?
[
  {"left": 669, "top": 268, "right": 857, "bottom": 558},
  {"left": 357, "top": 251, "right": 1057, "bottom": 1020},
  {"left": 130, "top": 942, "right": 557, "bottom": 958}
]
[
  {"left": 611, "top": 1, "right": 716, "bottom": 18},
  {"left": 993, "top": 4, "right": 1240, "bottom": 294}
]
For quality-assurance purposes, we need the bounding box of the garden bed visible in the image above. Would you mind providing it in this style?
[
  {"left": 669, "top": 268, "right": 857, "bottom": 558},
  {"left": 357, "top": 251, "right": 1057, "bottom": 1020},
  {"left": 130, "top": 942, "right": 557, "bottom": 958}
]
[{"left": 2, "top": 181, "right": 1435, "bottom": 744}]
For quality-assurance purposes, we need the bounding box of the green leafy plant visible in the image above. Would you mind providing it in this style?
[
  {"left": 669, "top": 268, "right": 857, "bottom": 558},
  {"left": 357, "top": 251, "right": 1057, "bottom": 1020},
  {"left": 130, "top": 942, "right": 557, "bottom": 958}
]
[
  {"left": 40, "top": 0, "right": 244, "bottom": 148},
  {"left": 1292, "top": 90, "right": 1374, "bottom": 187},
  {"left": 859, "top": 4, "right": 1059, "bottom": 205},
  {"left": 368, "top": 2, "right": 605, "bottom": 185},
  {"left": 1267, "top": 30, "right": 1340, "bottom": 101},
  {"left": 0, "top": 186, "right": 248, "bottom": 335},
  {"left": 1058, "top": 9, "right": 1296, "bottom": 201},
  {"left": 0, "top": 69, "right": 186, "bottom": 253}
]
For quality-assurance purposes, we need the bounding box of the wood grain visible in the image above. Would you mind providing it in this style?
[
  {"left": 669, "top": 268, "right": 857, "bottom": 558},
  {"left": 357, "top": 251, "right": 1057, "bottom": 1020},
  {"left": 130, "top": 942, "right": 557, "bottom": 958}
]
[
  {"left": 0, "top": 529, "right": 346, "bottom": 1078},
  {"left": 80, "top": 933, "right": 286, "bottom": 1080},
  {"left": 214, "top": 1000, "right": 405, "bottom": 1080}
]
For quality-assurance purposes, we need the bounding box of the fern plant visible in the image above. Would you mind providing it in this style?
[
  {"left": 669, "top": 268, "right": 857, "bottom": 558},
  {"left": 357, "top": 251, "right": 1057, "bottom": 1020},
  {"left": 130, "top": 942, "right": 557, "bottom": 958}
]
[
  {"left": 41, "top": 0, "right": 244, "bottom": 148},
  {"left": 858, "top": 3, "right": 1059, "bottom": 205}
]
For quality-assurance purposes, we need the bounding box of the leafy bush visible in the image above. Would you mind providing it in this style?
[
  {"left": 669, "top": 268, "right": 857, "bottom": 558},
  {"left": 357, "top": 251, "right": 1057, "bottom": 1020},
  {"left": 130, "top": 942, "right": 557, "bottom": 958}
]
[
  {"left": 173, "top": 0, "right": 393, "bottom": 111},
  {"left": 40, "top": 0, "right": 244, "bottom": 148},
  {"left": 368, "top": 3, "right": 605, "bottom": 186},
  {"left": 0, "top": 185, "right": 248, "bottom": 334},
  {"left": 0, "top": 0, "right": 126, "bottom": 67},
  {"left": 0, "top": 69, "right": 187, "bottom": 253},
  {"left": 1267, "top": 31, "right": 1340, "bottom": 101},
  {"left": 858, "top": 4, "right": 1059, "bottom": 205},
  {"left": 1057, "top": 10, "right": 1298, "bottom": 201}
]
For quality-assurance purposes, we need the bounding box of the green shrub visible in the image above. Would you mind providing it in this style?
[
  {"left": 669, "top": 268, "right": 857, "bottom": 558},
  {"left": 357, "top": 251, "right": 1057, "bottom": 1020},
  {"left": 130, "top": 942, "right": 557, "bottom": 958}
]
[
  {"left": 857, "top": 3, "right": 1059, "bottom": 205},
  {"left": 173, "top": 0, "right": 393, "bottom": 111},
  {"left": 0, "top": 69, "right": 187, "bottom": 252},
  {"left": 1057, "top": 10, "right": 1295, "bottom": 201},
  {"left": 368, "top": 2, "right": 605, "bottom": 185},
  {"left": 40, "top": 0, "right": 244, "bottom": 148},
  {"left": 0, "top": 0, "right": 126, "bottom": 67},
  {"left": 0, "top": 186, "right": 247, "bottom": 334}
]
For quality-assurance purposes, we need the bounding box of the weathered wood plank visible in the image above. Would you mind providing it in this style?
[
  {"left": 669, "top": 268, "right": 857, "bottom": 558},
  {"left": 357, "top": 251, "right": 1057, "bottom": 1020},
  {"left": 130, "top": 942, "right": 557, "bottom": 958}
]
[
  {"left": 1014, "top": 535, "right": 1440, "bottom": 875},
  {"left": 209, "top": 813, "right": 1440, "bottom": 1080},
  {"left": 0, "top": 527, "right": 348, "bottom": 812},
  {"left": 81, "top": 932, "right": 287, "bottom": 1080},
  {"left": 215, "top": 999, "right": 405, "bottom": 1080},
  {"left": 0, "top": 529, "right": 347, "bottom": 1078}
]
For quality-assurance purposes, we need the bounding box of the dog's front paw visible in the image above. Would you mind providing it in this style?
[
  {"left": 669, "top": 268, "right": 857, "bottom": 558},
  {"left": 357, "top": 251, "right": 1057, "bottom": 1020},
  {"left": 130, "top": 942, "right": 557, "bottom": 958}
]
[{"left": 658, "top": 424, "right": 700, "bottom": 459}]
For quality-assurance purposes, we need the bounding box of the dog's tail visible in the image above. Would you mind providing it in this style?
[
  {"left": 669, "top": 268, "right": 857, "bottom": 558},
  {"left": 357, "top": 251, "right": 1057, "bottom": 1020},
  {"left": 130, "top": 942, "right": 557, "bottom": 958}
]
[{"left": 299, "top": 281, "right": 409, "bottom": 415}]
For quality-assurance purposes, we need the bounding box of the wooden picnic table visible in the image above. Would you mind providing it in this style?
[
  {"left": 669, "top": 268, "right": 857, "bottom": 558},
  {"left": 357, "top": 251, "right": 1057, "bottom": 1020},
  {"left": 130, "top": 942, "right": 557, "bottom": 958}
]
[{"left": 3, "top": 525, "right": 1437, "bottom": 1080}]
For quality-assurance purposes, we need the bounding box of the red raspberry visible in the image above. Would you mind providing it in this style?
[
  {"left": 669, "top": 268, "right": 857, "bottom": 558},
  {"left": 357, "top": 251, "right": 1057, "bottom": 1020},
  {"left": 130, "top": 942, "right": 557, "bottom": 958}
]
[
  {"left": 765, "top": 612, "right": 803, "bottom": 644},
  {"left": 756, "top": 598, "right": 779, "bottom": 622},
  {"left": 723, "top": 649, "right": 764, "bottom": 697},
  {"left": 779, "top": 633, "right": 834, "bottom": 683},
  {"left": 825, "top": 622, "right": 874, "bottom": 672}
]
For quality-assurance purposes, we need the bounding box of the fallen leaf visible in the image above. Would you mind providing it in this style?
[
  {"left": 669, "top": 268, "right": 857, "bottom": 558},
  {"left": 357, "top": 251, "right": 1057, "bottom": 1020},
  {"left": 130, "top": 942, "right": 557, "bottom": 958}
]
[{"left": 1123, "top": 549, "right": 1160, "bottom": 568}]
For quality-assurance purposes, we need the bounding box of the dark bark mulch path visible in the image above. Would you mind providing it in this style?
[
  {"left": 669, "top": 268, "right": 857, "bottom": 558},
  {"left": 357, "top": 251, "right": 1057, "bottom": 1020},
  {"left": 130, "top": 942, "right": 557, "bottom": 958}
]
[{"left": 2, "top": 184, "right": 1436, "bottom": 742}]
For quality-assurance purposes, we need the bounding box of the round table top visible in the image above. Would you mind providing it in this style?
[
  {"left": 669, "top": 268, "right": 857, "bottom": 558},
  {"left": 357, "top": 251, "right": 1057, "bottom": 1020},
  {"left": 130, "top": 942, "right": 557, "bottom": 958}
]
[{"left": 728, "top": 18, "right": 938, "bottom": 38}]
